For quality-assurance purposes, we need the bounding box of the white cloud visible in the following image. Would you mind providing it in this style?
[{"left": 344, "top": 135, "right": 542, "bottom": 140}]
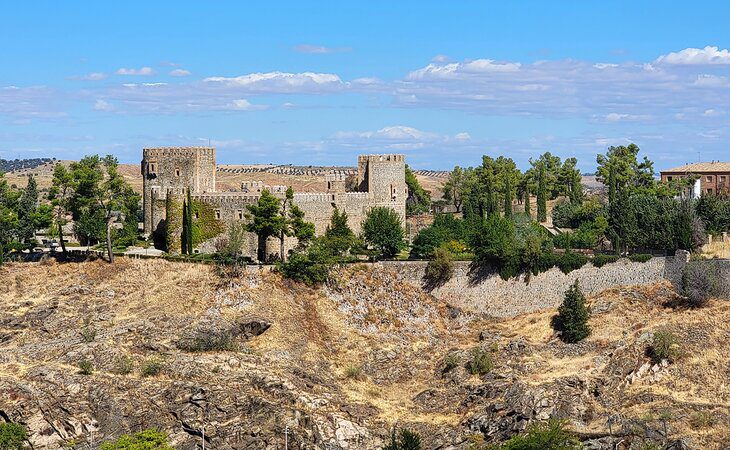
[
  {"left": 694, "top": 74, "right": 730, "bottom": 87},
  {"left": 204, "top": 71, "right": 346, "bottom": 93},
  {"left": 431, "top": 55, "right": 450, "bottom": 63},
  {"left": 454, "top": 132, "right": 471, "bottom": 141},
  {"left": 225, "top": 99, "right": 268, "bottom": 111},
  {"left": 407, "top": 59, "right": 521, "bottom": 79},
  {"left": 655, "top": 46, "right": 730, "bottom": 65},
  {"left": 77, "top": 72, "right": 107, "bottom": 81},
  {"left": 116, "top": 67, "right": 155, "bottom": 76},
  {"left": 93, "top": 99, "right": 114, "bottom": 111},
  {"left": 293, "top": 44, "right": 351, "bottom": 54},
  {"left": 169, "top": 69, "right": 191, "bottom": 77},
  {"left": 703, "top": 108, "right": 723, "bottom": 117}
]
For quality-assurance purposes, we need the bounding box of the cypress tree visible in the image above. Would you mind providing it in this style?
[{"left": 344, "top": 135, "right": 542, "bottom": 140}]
[
  {"left": 554, "top": 280, "right": 591, "bottom": 343},
  {"left": 503, "top": 173, "right": 512, "bottom": 218},
  {"left": 184, "top": 189, "right": 194, "bottom": 254},
  {"left": 181, "top": 198, "right": 188, "bottom": 255},
  {"left": 537, "top": 164, "right": 547, "bottom": 222},
  {"left": 523, "top": 185, "right": 531, "bottom": 216}
]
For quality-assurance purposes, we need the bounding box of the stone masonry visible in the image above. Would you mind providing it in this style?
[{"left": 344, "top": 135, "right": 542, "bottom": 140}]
[{"left": 142, "top": 147, "right": 407, "bottom": 259}]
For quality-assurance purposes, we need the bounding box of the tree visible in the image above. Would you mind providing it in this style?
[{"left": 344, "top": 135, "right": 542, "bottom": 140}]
[
  {"left": 245, "top": 189, "right": 284, "bottom": 262},
  {"left": 536, "top": 163, "right": 547, "bottom": 222},
  {"left": 553, "top": 280, "right": 591, "bottom": 343},
  {"left": 99, "top": 429, "right": 174, "bottom": 450},
  {"left": 523, "top": 182, "right": 531, "bottom": 216},
  {"left": 0, "top": 422, "right": 27, "bottom": 450},
  {"left": 443, "top": 166, "right": 467, "bottom": 212},
  {"left": 496, "top": 419, "right": 581, "bottom": 450},
  {"left": 362, "top": 207, "right": 405, "bottom": 258},
  {"left": 0, "top": 171, "right": 21, "bottom": 252},
  {"left": 17, "top": 175, "right": 39, "bottom": 244},
  {"left": 405, "top": 165, "right": 431, "bottom": 216},
  {"left": 323, "top": 207, "right": 359, "bottom": 256},
  {"left": 184, "top": 189, "right": 194, "bottom": 254},
  {"left": 596, "top": 143, "right": 660, "bottom": 198},
  {"left": 559, "top": 157, "right": 583, "bottom": 205},
  {"left": 503, "top": 169, "right": 513, "bottom": 218},
  {"left": 277, "top": 187, "right": 316, "bottom": 260}
]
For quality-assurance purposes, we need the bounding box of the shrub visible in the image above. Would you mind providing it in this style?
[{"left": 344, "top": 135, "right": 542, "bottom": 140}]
[
  {"left": 113, "top": 355, "right": 133, "bottom": 375},
  {"left": 592, "top": 254, "right": 619, "bottom": 268},
  {"left": 556, "top": 251, "right": 588, "bottom": 274},
  {"left": 278, "top": 243, "right": 333, "bottom": 285},
  {"left": 345, "top": 364, "right": 364, "bottom": 380},
  {"left": 649, "top": 331, "right": 681, "bottom": 363},
  {"left": 424, "top": 247, "right": 454, "bottom": 287},
  {"left": 467, "top": 348, "right": 494, "bottom": 375},
  {"left": 383, "top": 428, "right": 422, "bottom": 450},
  {"left": 78, "top": 359, "right": 93, "bottom": 375},
  {"left": 442, "top": 353, "right": 460, "bottom": 373},
  {"left": 628, "top": 253, "right": 652, "bottom": 263},
  {"left": 495, "top": 419, "right": 581, "bottom": 450},
  {"left": 80, "top": 326, "right": 97, "bottom": 343},
  {"left": 681, "top": 261, "right": 716, "bottom": 308},
  {"left": 553, "top": 280, "right": 591, "bottom": 343},
  {"left": 100, "top": 429, "right": 174, "bottom": 450},
  {"left": 141, "top": 359, "right": 163, "bottom": 377},
  {"left": 689, "top": 411, "right": 714, "bottom": 429},
  {"left": 177, "top": 329, "right": 237, "bottom": 352},
  {"left": 0, "top": 422, "right": 28, "bottom": 450}
]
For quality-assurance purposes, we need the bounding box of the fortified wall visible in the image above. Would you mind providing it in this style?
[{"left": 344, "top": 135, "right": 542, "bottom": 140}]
[{"left": 142, "top": 147, "right": 407, "bottom": 258}]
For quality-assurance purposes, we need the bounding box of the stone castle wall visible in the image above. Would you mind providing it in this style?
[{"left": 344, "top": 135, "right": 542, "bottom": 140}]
[{"left": 142, "top": 147, "right": 406, "bottom": 259}]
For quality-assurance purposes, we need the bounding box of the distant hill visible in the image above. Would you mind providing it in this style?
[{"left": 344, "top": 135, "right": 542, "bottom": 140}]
[{"left": 0, "top": 158, "right": 55, "bottom": 173}]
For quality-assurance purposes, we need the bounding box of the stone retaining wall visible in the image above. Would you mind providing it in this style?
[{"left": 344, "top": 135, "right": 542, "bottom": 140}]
[{"left": 379, "top": 258, "right": 670, "bottom": 317}]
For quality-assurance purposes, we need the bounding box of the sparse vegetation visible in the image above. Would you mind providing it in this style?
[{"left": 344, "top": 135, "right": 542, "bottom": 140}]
[
  {"left": 628, "top": 253, "right": 653, "bottom": 263},
  {"left": 177, "top": 329, "right": 237, "bottom": 352},
  {"left": 383, "top": 428, "right": 422, "bottom": 450},
  {"left": 649, "top": 330, "right": 681, "bottom": 363},
  {"left": 442, "top": 352, "right": 460, "bottom": 373},
  {"left": 99, "top": 429, "right": 174, "bottom": 450},
  {"left": 493, "top": 419, "right": 582, "bottom": 450},
  {"left": 78, "top": 359, "right": 94, "bottom": 375},
  {"left": 80, "top": 325, "right": 97, "bottom": 343},
  {"left": 345, "top": 364, "right": 364, "bottom": 381},
  {"left": 113, "top": 355, "right": 133, "bottom": 375},
  {"left": 553, "top": 280, "right": 591, "bottom": 343},
  {"left": 689, "top": 411, "right": 714, "bottom": 429},
  {"left": 467, "top": 347, "right": 494, "bottom": 375},
  {"left": 424, "top": 247, "right": 454, "bottom": 286},
  {"left": 681, "top": 261, "right": 716, "bottom": 308},
  {"left": 0, "top": 422, "right": 27, "bottom": 450},
  {"left": 141, "top": 358, "right": 163, "bottom": 377}
]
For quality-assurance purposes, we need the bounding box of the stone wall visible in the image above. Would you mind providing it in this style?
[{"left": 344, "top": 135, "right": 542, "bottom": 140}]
[{"left": 379, "top": 258, "right": 669, "bottom": 317}]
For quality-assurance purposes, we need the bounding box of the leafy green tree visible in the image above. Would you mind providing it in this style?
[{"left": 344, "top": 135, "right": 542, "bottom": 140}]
[
  {"left": 48, "top": 163, "right": 74, "bottom": 254},
  {"left": 323, "top": 207, "right": 359, "bottom": 256},
  {"left": 0, "top": 171, "right": 21, "bottom": 252},
  {"left": 470, "top": 215, "right": 520, "bottom": 279},
  {"left": 559, "top": 157, "right": 583, "bottom": 205},
  {"left": 424, "top": 246, "right": 454, "bottom": 286},
  {"left": 503, "top": 170, "right": 513, "bottom": 218},
  {"left": 245, "top": 189, "right": 284, "bottom": 262},
  {"left": 496, "top": 419, "right": 582, "bottom": 450},
  {"left": 99, "top": 428, "right": 174, "bottom": 450},
  {"left": 696, "top": 193, "right": 730, "bottom": 235},
  {"left": 277, "top": 187, "right": 315, "bottom": 260},
  {"left": 522, "top": 182, "right": 531, "bottom": 216},
  {"left": 410, "top": 214, "right": 465, "bottom": 259},
  {"left": 0, "top": 422, "right": 27, "bottom": 450},
  {"left": 596, "top": 143, "right": 659, "bottom": 198},
  {"left": 405, "top": 165, "right": 431, "bottom": 216},
  {"left": 443, "top": 166, "right": 468, "bottom": 212},
  {"left": 362, "top": 206, "right": 406, "bottom": 258},
  {"left": 17, "top": 175, "right": 40, "bottom": 244},
  {"left": 553, "top": 280, "right": 591, "bottom": 343}
]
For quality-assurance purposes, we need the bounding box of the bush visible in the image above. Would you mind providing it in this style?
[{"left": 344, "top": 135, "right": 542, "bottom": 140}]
[
  {"left": 424, "top": 247, "right": 454, "bottom": 287},
  {"left": 100, "top": 429, "right": 174, "bottom": 450},
  {"left": 553, "top": 280, "right": 591, "bottom": 343},
  {"left": 113, "top": 355, "right": 133, "bottom": 375},
  {"left": 345, "top": 364, "right": 364, "bottom": 380},
  {"left": 80, "top": 326, "right": 96, "bottom": 343},
  {"left": 0, "top": 422, "right": 28, "bottom": 450},
  {"left": 278, "top": 243, "right": 333, "bottom": 285},
  {"left": 495, "top": 419, "right": 581, "bottom": 450},
  {"left": 141, "top": 359, "right": 163, "bottom": 377},
  {"left": 592, "top": 254, "right": 619, "bottom": 268},
  {"left": 78, "top": 359, "right": 94, "bottom": 375},
  {"left": 442, "top": 353, "right": 460, "bottom": 373},
  {"left": 383, "top": 428, "right": 422, "bottom": 450},
  {"left": 467, "top": 348, "right": 494, "bottom": 375},
  {"left": 649, "top": 331, "right": 681, "bottom": 363},
  {"left": 689, "top": 411, "right": 714, "bottom": 429},
  {"left": 177, "top": 329, "right": 237, "bottom": 352},
  {"left": 556, "top": 251, "right": 588, "bottom": 274},
  {"left": 681, "top": 261, "right": 716, "bottom": 308},
  {"left": 628, "top": 253, "right": 652, "bottom": 263}
]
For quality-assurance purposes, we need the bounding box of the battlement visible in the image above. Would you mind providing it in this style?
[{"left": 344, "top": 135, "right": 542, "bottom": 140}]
[
  {"left": 325, "top": 171, "right": 348, "bottom": 181},
  {"left": 143, "top": 147, "right": 215, "bottom": 159},
  {"left": 358, "top": 154, "right": 405, "bottom": 164},
  {"left": 293, "top": 192, "right": 336, "bottom": 203},
  {"left": 193, "top": 193, "right": 261, "bottom": 204},
  {"left": 241, "top": 181, "right": 287, "bottom": 193}
]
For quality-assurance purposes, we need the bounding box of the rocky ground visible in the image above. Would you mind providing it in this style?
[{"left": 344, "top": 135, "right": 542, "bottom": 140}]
[{"left": 1, "top": 259, "right": 728, "bottom": 449}]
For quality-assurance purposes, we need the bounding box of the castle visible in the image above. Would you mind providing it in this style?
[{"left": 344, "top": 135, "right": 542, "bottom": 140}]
[{"left": 142, "top": 147, "right": 406, "bottom": 259}]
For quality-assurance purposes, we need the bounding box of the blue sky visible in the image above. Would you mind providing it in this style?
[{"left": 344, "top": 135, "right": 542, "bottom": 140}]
[{"left": 2, "top": 1, "right": 730, "bottom": 171}]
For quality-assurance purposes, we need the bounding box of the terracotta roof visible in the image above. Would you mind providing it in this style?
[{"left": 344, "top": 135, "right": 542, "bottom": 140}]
[{"left": 661, "top": 162, "right": 730, "bottom": 173}]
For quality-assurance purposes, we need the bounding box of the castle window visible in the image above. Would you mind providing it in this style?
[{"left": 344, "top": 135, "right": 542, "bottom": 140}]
[
  {"left": 707, "top": 175, "right": 713, "bottom": 182},
  {"left": 327, "top": 181, "right": 331, "bottom": 190},
  {"left": 194, "top": 212, "right": 199, "bottom": 220},
  {"left": 332, "top": 194, "right": 335, "bottom": 201},
  {"left": 175, "top": 168, "right": 180, "bottom": 177},
  {"left": 237, "top": 210, "right": 243, "bottom": 220},
  {"left": 215, "top": 210, "right": 221, "bottom": 219},
  {"left": 149, "top": 163, "right": 157, "bottom": 173}
]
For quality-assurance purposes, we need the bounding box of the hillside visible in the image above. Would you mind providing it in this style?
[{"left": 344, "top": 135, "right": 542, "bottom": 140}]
[{"left": 1, "top": 260, "right": 728, "bottom": 449}]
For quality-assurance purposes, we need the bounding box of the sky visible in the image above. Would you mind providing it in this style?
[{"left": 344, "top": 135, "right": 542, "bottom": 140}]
[{"left": 2, "top": 1, "right": 730, "bottom": 171}]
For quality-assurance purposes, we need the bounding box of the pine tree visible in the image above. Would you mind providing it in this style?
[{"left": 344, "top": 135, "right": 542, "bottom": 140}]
[
  {"left": 503, "top": 172, "right": 512, "bottom": 218},
  {"left": 537, "top": 164, "right": 547, "bottom": 222},
  {"left": 17, "top": 175, "right": 39, "bottom": 244},
  {"left": 523, "top": 185, "right": 531, "bottom": 216},
  {"left": 554, "top": 280, "right": 591, "bottom": 343}
]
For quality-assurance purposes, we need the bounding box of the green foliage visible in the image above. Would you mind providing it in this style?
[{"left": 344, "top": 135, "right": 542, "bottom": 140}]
[
  {"left": 215, "top": 222, "right": 248, "bottom": 262},
  {"left": 323, "top": 208, "right": 359, "bottom": 256},
  {"left": 405, "top": 165, "right": 431, "bottom": 216},
  {"left": 591, "top": 254, "right": 619, "bottom": 268},
  {"left": 596, "top": 143, "right": 662, "bottom": 197},
  {"left": 689, "top": 411, "right": 714, "bottom": 429},
  {"left": 181, "top": 190, "right": 193, "bottom": 255},
  {"left": 17, "top": 175, "right": 40, "bottom": 244},
  {"left": 278, "top": 241, "right": 333, "bottom": 285},
  {"left": 628, "top": 253, "right": 652, "bottom": 263},
  {"left": 467, "top": 347, "right": 494, "bottom": 375},
  {"left": 113, "top": 355, "right": 134, "bottom": 375},
  {"left": 189, "top": 199, "right": 224, "bottom": 248},
  {"left": 362, "top": 207, "right": 406, "bottom": 258},
  {"left": 424, "top": 247, "right": 454, "bottom": 286},
  {"left": 551, "top": 199, "right": 604, "bottom": 229},
  {"left": 0, "top": 422, "right": 27, "bottom": 450},
  {"left": 494, "top": 419, "right": 582, "bottom": 450},
  {"left": 443, "top": 166, "right": 469, "bottom": 212},
  {"left": 383, "top": 428, "right": 422, "bottom": 450},
  {"left": 141, "top": 359, "right": 163, "bottom": 377},
  {"left": 99, "top": 429, "right": 174, "bottom": 450},
  {"left": 177, "top": 329, "right": 237, "bottom": 352},
  {"left": 345, "top": 364, "right": 364, "bottom": 380},
  {"left": 681, "top": 261, "right": 716, "bottom": 308},
  {"left": 695, "top": 192, "right": 730, "bottom": 235},
  {"left": 442, "top": 353, "right": 460, "bottom": 373},
  {"left": 553, "top": 280, "right": 591, "bottom": 343},
  {"left": 246, "top": 189, "right": 284, "bottom": 261},
  {"left": 78, "top": 359, "right": 94, "bottom": 375},
  {"left": 411, "top": 214, "right": 466, "bottom": 259},
  {"left": 556, "top": 251, "right": 588, "bottom": 274},
  {"left": 650, "top": 330, "right": 681, "bottom": 363},
  {"left": 536, "top": 163, "right": 547, "bottom": 222},
  {"left": 80, "top": 325, "right": 97, "bottom": 343}
]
